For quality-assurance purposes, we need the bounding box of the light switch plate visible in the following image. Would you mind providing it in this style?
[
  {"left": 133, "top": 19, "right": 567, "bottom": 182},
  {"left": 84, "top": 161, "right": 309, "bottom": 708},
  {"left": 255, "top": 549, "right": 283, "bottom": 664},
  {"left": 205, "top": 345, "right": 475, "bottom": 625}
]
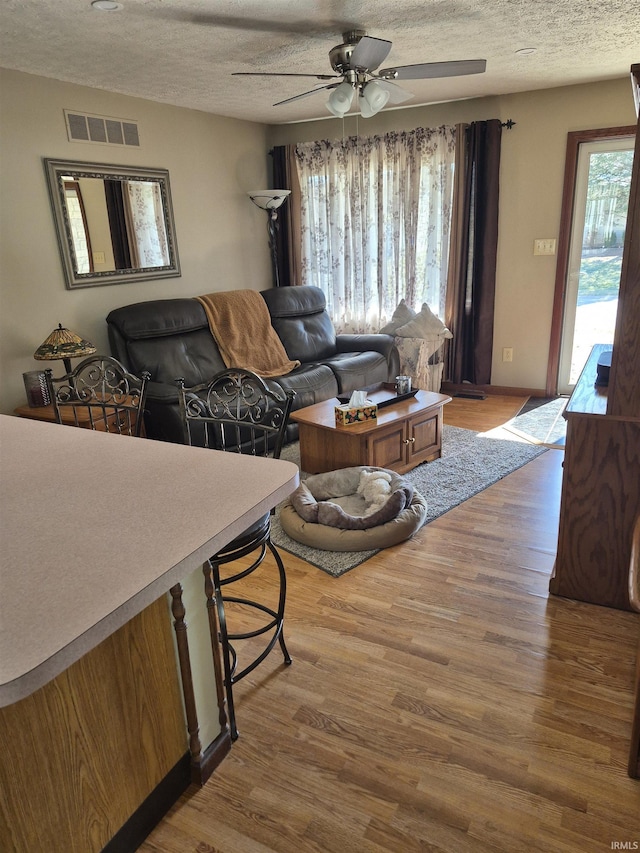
[{"left": 534, "top": 238, "right": 556, "bottom": 256}]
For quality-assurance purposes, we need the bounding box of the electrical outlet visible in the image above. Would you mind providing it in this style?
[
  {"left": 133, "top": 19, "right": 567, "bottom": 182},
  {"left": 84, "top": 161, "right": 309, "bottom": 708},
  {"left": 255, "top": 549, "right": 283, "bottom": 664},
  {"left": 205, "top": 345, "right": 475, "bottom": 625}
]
[
  {"left": 533, "top": 238, "right": 556, "bottom": 256},
  {"left": 503, "top": 347, "right": 513, "bottom": 362}
]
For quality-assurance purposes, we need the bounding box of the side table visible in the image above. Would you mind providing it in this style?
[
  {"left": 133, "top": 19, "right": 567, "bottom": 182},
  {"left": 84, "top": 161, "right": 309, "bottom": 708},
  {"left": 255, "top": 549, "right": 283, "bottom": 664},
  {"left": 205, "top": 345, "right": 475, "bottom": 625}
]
[{"left": 14, "top": 402, "right": 142, "bottom": 434}]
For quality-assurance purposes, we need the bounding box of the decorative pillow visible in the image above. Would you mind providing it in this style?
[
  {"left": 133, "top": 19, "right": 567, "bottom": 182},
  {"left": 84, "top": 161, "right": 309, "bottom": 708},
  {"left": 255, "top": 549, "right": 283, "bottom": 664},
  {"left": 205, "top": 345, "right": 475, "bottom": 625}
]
[
  {"left": 378, "top": 299, "right": 416, "bottom": 335},
  {"left": 394, "top": 302, "right": 453, "bottom": 340}
]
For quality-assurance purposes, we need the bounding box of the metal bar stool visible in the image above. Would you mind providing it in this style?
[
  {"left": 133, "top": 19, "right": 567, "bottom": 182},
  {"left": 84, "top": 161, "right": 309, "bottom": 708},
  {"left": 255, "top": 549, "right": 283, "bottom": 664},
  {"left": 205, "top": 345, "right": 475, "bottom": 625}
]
[{"left": 176, "top": 368, "right": 295, "bottom": 741}]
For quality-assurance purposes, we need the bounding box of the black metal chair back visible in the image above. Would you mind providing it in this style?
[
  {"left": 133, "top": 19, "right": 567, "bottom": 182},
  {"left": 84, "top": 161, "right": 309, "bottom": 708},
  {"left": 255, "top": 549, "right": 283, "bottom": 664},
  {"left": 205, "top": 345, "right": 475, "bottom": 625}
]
[
  {"left": 176, "top": 368, "right": 294, "bottom": 459},
  {"left": 45, "top": 355, "right": 150, "bottom": 436}
]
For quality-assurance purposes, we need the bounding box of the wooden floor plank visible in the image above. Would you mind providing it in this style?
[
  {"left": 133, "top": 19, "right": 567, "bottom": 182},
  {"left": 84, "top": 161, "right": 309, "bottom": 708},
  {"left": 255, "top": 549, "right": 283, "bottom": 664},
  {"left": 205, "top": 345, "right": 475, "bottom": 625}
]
[{"left": 140, "top": 397, "right": 639, "bottom": 853}]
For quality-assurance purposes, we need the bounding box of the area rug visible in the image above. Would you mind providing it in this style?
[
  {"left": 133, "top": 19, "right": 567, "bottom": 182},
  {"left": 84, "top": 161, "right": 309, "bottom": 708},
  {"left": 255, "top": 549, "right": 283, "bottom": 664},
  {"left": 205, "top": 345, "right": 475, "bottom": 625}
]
[
  {"left": 272, "top": 426, "right": 548, "bottom": 577},
  {"left": 505, "top": 397, "right": 569, "bottom": 447}
]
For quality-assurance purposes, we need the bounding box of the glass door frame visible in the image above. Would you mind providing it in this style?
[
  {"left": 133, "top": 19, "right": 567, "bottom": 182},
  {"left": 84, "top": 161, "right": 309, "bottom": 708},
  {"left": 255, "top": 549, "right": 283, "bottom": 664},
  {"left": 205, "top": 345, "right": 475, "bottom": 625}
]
[{"left": 545, "top": 125, "right": 635, "bottom": 396}]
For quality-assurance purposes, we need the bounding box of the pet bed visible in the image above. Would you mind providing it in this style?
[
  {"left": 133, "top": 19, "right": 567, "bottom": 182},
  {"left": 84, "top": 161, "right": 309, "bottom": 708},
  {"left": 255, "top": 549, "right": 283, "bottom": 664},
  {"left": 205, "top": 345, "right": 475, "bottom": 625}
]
[{"left": 280, "top": 466, "right": 427, "bottom": 552}]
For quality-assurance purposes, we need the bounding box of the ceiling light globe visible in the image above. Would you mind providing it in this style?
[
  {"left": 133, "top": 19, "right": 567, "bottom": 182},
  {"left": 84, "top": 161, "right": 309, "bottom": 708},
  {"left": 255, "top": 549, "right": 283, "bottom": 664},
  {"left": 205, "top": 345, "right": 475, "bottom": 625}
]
[
  {"left": 360, "top": 80, "right": 390, "bottom": 117},
  {"left": 327, "top": 81, "right": 355, "bottom": 116}
]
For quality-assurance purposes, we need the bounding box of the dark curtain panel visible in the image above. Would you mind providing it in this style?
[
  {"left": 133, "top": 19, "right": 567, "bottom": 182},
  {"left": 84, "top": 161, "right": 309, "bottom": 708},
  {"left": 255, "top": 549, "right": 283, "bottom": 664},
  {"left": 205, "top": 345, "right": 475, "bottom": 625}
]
[
  {"left": 104, "top": 180, "right": 131, "bottom": 270},
  {"left": 445, "top": 119, "right": 502, "bottom": 385},
  {"left": 272, "top": 146, "right": 292, "bottom": 286},
  {"left": 272, "top": 145, "right": 303, "bottom": 287}
]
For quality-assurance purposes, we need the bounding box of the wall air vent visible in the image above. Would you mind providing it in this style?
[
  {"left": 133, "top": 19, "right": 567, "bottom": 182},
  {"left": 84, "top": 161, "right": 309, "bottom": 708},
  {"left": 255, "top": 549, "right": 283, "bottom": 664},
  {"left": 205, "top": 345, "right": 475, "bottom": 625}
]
[{"left": 64, "top": 110, "right": 140, "bottom": 147}]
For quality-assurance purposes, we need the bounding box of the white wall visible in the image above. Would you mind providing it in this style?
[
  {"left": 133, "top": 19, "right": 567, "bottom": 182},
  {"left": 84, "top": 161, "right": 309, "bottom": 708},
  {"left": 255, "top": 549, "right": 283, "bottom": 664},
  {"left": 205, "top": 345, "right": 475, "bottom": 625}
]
[
  {"left": 269, "top": 79, "right": 636, "bottom": 390},
  {"left": 0, "top": 68, "right": 274, "bottom": 414}
]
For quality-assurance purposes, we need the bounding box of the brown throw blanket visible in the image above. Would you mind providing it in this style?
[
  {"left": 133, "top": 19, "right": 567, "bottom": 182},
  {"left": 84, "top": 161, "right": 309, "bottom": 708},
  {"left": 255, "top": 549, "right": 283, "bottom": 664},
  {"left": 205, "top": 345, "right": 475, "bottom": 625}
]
[{"left": 195, "top": 290, "right": 300, "bottom": 378}]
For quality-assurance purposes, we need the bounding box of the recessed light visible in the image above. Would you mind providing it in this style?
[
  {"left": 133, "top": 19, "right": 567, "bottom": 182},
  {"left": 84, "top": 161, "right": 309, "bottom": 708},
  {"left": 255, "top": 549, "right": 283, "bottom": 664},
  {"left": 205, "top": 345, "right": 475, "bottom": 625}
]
[
  {"left": 515, "top": 48, "right": 537, "bottom": 56},
  {"left": 91, "top": 1, "right": 122, "bottom": 10}
]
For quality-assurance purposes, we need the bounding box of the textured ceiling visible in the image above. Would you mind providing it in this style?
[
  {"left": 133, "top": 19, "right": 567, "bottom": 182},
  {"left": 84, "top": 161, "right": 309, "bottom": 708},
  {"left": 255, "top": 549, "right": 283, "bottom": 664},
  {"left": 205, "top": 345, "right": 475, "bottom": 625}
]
[{"left": 1, "top": 0, "right": 639, "bottom": 125}]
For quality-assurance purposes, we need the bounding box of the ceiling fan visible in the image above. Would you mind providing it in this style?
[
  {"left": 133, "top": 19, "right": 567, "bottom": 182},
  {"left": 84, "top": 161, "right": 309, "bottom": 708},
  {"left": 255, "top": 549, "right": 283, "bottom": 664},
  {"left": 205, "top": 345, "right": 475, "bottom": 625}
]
[{"left": 233, "top": 30, "right": 486, "bottom": 117}]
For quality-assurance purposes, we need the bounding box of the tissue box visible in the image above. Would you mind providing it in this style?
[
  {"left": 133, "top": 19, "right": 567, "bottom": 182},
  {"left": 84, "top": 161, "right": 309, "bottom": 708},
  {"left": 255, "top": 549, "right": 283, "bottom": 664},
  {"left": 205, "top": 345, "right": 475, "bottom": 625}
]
[{"left": 334, "top": 401, "right": 378, "bottom": 426}]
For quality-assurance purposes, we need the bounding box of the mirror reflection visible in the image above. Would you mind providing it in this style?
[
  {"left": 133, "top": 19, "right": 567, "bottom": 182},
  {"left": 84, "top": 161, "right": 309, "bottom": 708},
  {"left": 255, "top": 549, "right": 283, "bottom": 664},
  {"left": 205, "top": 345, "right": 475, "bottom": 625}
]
[{"left": 44, "top": 159, "right": 181, "bottom": 289}]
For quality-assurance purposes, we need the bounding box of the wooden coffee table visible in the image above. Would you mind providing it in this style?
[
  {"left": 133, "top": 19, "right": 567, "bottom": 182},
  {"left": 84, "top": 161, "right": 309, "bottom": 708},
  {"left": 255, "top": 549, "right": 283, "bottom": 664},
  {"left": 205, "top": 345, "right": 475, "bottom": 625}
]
[{"left": 291, "top": 388, "right": 451, "bottom": 474}]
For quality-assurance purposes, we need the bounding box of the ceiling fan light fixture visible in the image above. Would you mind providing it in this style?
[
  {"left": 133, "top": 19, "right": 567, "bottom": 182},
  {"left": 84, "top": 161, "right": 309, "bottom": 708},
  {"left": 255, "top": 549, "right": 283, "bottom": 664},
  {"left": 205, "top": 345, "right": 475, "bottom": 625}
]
[
  {"left": 327, "top": 81, "right": 355, "bottom": 116},
  {"left": 360, "top": 80, "right": 390, "bottom": 117}
]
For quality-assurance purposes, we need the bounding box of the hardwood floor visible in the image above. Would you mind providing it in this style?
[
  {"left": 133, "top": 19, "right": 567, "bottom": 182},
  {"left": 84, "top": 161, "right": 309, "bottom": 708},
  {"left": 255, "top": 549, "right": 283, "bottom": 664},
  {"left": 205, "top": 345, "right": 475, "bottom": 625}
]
[
  {"left": 442, "top": 393, "right": 527, "bottom": 433},
  {"left": 141, "top": 396, "right": 640, "bottom": 853}
]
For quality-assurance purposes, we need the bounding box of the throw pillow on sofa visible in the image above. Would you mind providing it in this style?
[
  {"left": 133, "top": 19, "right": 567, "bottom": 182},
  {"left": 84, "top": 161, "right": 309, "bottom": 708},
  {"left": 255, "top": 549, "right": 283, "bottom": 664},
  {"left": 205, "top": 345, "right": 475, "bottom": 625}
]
[
  {"left": 394, "top": 302, "right": 453, "bottom": 340},
  {"left": 378, "top": 299, "right": 416, "bottom": 335}
]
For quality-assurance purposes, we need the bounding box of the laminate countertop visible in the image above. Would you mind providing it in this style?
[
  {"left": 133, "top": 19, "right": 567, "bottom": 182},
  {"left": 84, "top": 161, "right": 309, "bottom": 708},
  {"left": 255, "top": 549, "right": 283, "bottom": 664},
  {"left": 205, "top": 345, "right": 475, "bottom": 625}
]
[{"left": 0, "top": 414, "right": 299, "bottom": 707}]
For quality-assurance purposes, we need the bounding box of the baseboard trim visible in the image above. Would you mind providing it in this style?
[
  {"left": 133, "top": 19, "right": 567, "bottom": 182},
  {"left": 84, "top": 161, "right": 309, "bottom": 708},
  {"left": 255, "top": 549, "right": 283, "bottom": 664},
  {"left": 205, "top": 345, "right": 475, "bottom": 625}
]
[
  {"left": 191, "top": 728, "right": 232, "bottom": 786},
  {"left": 102, "top": 751, "right": 191, "bottom": 853},
  {"left": 101, "top": 729, "right": 232, "bottom": 852},
  {"left": 441, "top": 382, "right": 547, "bottom": 398}
]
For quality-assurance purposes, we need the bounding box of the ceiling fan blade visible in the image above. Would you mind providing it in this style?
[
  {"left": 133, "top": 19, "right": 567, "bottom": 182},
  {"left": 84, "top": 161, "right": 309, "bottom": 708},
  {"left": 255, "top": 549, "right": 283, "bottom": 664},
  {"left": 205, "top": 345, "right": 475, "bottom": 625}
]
[
  {"left": 273, "top": 83, "right": 337, "bottom": 107},
  {"left": 349, "top": 35, "right": 392, "bottom": 71},
  {"left": 233, "top": 71, "right": 338, "bottom": 80},
  {"left": 381, "top": 59, "right": 487, "bottom": 80},
  {"left": 375, "top": 80, "right": 414, "bottom": 105}
]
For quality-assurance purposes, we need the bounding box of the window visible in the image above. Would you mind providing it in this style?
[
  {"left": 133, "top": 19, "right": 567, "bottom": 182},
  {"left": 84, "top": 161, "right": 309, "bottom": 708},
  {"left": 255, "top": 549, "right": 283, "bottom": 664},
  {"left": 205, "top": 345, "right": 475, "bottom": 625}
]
[{"left": 295, "top": 127, "right": 456, "bottom": 333}]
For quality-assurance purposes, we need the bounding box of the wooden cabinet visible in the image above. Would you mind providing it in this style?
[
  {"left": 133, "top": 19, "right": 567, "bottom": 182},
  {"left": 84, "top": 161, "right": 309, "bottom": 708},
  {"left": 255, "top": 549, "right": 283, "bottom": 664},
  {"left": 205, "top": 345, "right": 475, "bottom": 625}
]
[
  {"left": 15, "top": 402, "right": 142, "bottom": 434},
  {"left": 367, "top": 405, "right": 443, "bottom": 473},
  {"left": 550, "top": 345, "right": 640, "bottom": 610},
  {"left": 551, "top": 109, "right": 640, "bottom": 612},
  {"left": 549, "top": 70, "right": 640, "bottom": 784}
]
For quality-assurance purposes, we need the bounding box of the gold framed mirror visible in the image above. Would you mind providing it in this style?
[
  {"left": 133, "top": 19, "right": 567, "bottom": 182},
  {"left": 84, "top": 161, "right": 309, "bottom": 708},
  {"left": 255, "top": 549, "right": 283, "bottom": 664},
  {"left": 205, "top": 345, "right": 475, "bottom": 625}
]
[{"left": 44, "top": 158, "right": 181, "bottom": 289}]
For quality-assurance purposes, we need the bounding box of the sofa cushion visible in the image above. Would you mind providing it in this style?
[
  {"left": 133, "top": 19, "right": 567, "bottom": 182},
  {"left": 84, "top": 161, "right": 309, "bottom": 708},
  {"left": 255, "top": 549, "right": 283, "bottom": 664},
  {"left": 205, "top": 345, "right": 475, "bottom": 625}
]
[
  {"left": 127, "top": 330, "right": 226, "bottom": 387},
  {"left": 261, "top": 286, "right": 337, "bottom": 362},
  {"left": 108, "top": 298, "right": 209, "bottom": 339},
  {"left": 273, "top": 362, "right": 338, "bottom": 410},
  {"left": 107, "top": 298, "right": 226, "bottom": 386},
  {"left": 322, "top": 351, "right": 391, "bottom": 394}
]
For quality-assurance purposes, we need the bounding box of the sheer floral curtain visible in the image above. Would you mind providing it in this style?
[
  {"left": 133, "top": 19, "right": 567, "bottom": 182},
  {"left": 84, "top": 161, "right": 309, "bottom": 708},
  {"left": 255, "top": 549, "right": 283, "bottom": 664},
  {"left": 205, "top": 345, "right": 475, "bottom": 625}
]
[
  {"left": 124, "top": 180, "right": 170, "bottom": 268},
  {"left": 295, "top": 126, "right": 456, "bottom": 333}
]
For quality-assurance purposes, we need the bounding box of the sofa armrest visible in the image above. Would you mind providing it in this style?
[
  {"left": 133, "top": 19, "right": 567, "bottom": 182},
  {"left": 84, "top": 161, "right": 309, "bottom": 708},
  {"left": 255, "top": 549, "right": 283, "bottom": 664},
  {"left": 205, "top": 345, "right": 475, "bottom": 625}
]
[
  {"left": 336, "top": 333, "right": 396, "bottom": 359},
  {"left": 336, "top": 333, "right": 400, "bottom": 380}
]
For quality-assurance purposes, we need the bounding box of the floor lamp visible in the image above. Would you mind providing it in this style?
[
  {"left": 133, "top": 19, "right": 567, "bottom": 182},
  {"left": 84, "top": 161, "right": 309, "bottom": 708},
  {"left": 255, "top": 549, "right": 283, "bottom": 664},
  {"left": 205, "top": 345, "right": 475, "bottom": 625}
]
[{"left": 248, "top": 190, "right": 291, "bottom": 288}]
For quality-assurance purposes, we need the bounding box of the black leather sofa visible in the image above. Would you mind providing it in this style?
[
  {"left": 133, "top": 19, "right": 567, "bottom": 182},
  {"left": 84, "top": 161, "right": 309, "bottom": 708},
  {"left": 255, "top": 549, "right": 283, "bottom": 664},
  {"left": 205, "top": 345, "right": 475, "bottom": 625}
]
[{"left": 106, "top": 285, "right": 399, "bottom": 444}]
